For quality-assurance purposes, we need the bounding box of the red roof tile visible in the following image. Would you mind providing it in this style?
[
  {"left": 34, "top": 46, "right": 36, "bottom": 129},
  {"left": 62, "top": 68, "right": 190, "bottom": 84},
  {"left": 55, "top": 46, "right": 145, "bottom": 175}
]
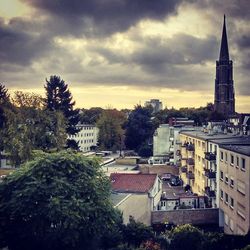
[{"left": 110, "top": 173, "right": 157, "bottom": 193}]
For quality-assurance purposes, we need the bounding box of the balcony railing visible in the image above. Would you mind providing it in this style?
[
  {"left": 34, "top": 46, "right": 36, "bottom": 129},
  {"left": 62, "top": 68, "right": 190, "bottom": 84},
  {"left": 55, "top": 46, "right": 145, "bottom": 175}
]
[
  {"left": 204, "top": 152, "right": 216, "bottom": 161},
  {"left": 186, "top": 171, "right": 194, "bottom": 179},
  {"left": 181, "top": 166, "right": 187, "bottom": 173},
  {"left": 187, "top": 158, "right": 194, "bottom": 166},
  {"left": 204, "top": 169, "right": 216, "bottom": 179},
  {"left": 186, "top": 144, "right": 195, "bottom": 151},
  {"left": 204, "top": 187, "right": 216, "bottom": 198}
]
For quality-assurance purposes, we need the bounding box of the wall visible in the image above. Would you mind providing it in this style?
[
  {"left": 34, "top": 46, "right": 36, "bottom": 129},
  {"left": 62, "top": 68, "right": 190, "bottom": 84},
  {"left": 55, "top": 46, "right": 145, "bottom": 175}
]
[
  {"left": 116, "top": 193, "right": 151, "bottom": 225},
  {"left": 116, "top": 157, "right": 138, "bottom": 165},
  {"left": 153, "top": 124, "right": 172, "bottom": 156},
  {"left": 149, "top": 177, "right": 162, "bottom": 211},
  {"left": 219, "top": 149, "right": 250, "bottom": 235},
  {"left": 139, "top": 164, "right": 179, "bottom": 176},
  {"left": 152, "top": 208, "right": 219, "bottom": 225}
]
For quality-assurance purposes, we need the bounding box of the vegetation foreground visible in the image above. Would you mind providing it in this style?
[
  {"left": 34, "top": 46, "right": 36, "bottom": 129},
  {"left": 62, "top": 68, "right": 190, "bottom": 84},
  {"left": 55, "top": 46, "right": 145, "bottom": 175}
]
[{"left": 0, "top": 152, "right": 250, "bottom": 250}]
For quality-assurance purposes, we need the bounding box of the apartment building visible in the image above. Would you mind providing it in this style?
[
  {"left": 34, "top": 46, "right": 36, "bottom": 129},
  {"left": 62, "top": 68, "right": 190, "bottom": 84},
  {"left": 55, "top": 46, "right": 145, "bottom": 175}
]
[
  {"left": 151, "top": 124, "right": 195, "bottom": 166},
  {"left": 68, "top": 123, "right": 99, "bottom": 152},
  {"left": 144, "top": 99, "right": 163, "bottom": 113},
  {"left": 179, "top": 129, "right": 243, "bottom": 208},
  {"left": 219, "top": 144, "right": 250, "bottom": 235}
]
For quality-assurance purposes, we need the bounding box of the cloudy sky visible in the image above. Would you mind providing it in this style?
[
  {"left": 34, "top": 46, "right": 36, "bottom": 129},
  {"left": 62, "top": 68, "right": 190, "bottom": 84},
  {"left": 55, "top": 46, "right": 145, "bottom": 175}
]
[{"left": 0, "top": 0, "right": 249, "bottom": 111}]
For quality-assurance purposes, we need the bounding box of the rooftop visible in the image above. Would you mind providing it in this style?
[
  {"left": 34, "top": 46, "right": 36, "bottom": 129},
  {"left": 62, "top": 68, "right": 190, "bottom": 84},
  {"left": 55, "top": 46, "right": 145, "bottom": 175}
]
[
  {"left": 110, "top": 173, "right": 157, "bottom": 193},
  {"left": 210, "top": 136, "right": 250, "bottom": 145},
  {"left": 180, "top": 130, "right": 243, "bottom": 141},
  {"left": 220, "top": 144, "right": 250, "bottom": 157}
]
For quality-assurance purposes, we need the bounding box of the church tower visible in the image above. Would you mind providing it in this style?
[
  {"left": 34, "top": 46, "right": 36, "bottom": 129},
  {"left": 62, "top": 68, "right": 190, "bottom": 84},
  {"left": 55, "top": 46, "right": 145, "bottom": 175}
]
[{"left": 214, "top": 15, "right": 235, "bottom": 116}]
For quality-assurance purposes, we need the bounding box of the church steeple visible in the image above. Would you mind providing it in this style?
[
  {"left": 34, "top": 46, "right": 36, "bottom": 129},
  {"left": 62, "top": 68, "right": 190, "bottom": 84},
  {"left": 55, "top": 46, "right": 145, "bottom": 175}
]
[
  {"left": 219, "top": 15, "right": 229, "bottom": 61},
  {"left": 214, "top": 15, "right": 235, "bottom": 116}
]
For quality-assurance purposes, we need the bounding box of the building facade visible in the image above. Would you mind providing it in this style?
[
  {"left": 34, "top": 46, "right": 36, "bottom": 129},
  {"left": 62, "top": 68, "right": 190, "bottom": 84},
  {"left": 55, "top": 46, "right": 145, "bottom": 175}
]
[
  {"left": 179, "top": 130, "right": 246, "bottom": 209},
  {"left": 214, "top": 15, "right": 235, "bottom": 116},
  {"left": 145, "top": 99, "right": 163, "bottom": 113},
  {"left": 219, "top": 145, "right": 250, "bottom": 235},
  {"left": 68, "top": 123, "right": 99, "bottom": 152},
  {"left": 110, "top": 173, "right": 162, "bottom": 225}
]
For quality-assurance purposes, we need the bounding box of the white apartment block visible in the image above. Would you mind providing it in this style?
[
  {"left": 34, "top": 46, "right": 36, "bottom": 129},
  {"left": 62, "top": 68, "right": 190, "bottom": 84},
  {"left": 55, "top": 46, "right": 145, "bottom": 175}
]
[{"left": 68, "top": 124, "right": 99, "bottom": 152}]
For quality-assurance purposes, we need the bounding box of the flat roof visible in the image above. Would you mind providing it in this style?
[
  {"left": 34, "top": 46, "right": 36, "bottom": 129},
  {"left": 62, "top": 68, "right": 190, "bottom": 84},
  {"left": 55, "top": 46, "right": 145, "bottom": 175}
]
[
  {"left": 180, "top": 130, "right": 243, "bottom": 141},
  {"left": 220, "top": 144, "right": 250, "bottom": 157},
  {"left": 210, "top": 136, "right": 250, "bottom": 145}
]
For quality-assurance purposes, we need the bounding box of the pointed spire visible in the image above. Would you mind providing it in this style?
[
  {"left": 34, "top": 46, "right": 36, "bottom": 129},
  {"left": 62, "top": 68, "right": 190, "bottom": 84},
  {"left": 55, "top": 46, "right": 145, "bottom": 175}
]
[{"left": 219, "top": 15, "right": 229, "bottom": 61}]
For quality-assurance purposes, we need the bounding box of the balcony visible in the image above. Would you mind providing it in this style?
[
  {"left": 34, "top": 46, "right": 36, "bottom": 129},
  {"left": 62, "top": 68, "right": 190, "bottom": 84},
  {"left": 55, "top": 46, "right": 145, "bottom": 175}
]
[
  {"left": 181, "top": 166, "right": 187, "bottom": 173},
  {"left": 186, "top": 171, "right": 194, "bottom": 179},
  {"left": 176, "top": 140, "right": 182, "bottom": 145},
  {"left": 187, "top": 158, "right": 194, "bottom": 166},
  {"left": 204, "top": 187, "right": 216, "bottom": 198},
  {"left": 204, "top": 169, "right": 216, "bottom": 179},
  {"left": 205, "top": 152, "right": 216, "bottom": 161},
  {"left": 186, "top": 143, "right": 195, "bottom": 151}
]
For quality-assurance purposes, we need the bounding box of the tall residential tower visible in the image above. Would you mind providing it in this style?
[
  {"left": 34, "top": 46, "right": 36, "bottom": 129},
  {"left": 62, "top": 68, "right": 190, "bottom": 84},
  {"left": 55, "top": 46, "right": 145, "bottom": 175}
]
[{"left": 214, "top": 15, "right": 235, "bottom": 116}]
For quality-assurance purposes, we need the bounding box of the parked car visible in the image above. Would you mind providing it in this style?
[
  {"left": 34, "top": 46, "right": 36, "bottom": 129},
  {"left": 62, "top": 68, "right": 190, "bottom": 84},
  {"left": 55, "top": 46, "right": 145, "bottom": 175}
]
[
  {"left": 170, "top": 176, "right": 182, "bottom": 186},
  {"left": 161, "top": 173, "right": 172, "bottom": 181}
]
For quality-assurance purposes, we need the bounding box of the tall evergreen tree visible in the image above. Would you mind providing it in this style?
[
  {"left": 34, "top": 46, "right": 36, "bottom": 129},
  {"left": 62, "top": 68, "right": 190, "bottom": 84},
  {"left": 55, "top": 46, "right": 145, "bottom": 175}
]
[{"left": 44, "top": 75, "right": 79, "bottom": 135}]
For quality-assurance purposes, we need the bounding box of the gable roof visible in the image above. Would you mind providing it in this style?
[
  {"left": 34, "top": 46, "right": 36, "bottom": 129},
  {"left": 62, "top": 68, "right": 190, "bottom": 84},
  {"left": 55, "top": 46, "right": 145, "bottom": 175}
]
[{"left": 110, "top": 173, "right": 157, "bottom": 193}]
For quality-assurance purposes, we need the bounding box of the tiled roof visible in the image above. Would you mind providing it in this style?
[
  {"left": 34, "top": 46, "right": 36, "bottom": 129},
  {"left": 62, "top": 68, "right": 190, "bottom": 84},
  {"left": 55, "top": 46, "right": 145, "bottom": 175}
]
[{"left": 110, "top": 173, "right": 157, "bottom": 193}]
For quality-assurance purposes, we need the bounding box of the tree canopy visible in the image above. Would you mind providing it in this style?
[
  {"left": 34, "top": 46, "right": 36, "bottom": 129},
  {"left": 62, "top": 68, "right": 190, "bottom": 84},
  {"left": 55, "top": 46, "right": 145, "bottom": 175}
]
[
  {"left": 0, "top": 151, "right": 121, "bottom": 250},
  {"left": 125, "top": 105, "right": 154, "bottom": 156},
  {"left": 79, "top": 107, "right": 103, "bottom": 124},
  {"left": 44, "top": 75, "right": 80, "bottom": 135},
  {"left": 97, "top": 109, "right": 126, "bottom": 152}
]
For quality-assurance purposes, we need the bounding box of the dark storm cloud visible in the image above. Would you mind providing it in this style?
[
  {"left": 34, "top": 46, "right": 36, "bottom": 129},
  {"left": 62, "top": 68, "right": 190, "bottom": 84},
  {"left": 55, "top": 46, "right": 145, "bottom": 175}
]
[
  {"left": 0, "top": 17, "right": 51, "bottom": 66},
  {"left": 0, "top": 0, "right": 249, "bottom": 103},
  {"left": 237, "top": 35, "right": 250, "bottom": 50},
  {"left": 90, "top": 34, "right": 218, "bottom": 73},
  {"left": 194, "top": 0, "right": 250, "bottom": 20},
  {"left": 22, "top": 0, "right": 184, "bottom": 36},
  {"left": 131, "top": 34, "right": 218, "bottom": 72},
  {"left": 0, "top": 0, "right": 185, "bottom": 73}
]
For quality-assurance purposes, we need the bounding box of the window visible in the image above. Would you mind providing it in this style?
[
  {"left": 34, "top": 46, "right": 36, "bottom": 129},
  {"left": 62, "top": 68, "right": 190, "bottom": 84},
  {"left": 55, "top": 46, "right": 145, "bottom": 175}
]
[
  {"left": 225, "top": 193, "right": 229, "bottom": 203},
  {"left": 220, "top": 151, "right": 223, "bottom": 161},
  {"left": 220, "top": 189, "right": 224, "bottom": 200},
  {"left": 230, "top": 178, "right": 234, "bottom": 188},
  {"left": 237, "top": 180, "right": 246, "bottom": 195},
  {"left": 220, "top": 171, "right": 224, "bottom": 180},
  {"left": 236, "top": 156, "right": 239, "bottom": 167},
  {"left": 230, "top": 197, "right": 234, "bottom": 208},
  {"left": 225, "top": 175, "right": 229, "bottom": 184},
  {"left": 230, "top": 155, "right": 234, "bottom": 165},
  {"left": 225, "top": 213, "right": 229, "bottom": 225},
  {"left": 241, "top": 158, "right": 245, "bottom": 171},
  {"left": 230, "top": 219, "right": 234, "bottom": 231},
  {"left": 225, "top": 153, "right": 228, "bottom": 162},
  {"left": 237, "top": 202, "right": 246, "bottom": 220},
  {"left": 215, "top": 145, "right": 217, "bottom": 152}
]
